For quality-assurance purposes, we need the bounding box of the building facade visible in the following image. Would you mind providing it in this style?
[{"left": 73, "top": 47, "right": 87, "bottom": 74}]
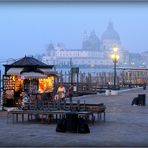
[{"left": 41, "top": 21, "right": 145, "bottom": 68}]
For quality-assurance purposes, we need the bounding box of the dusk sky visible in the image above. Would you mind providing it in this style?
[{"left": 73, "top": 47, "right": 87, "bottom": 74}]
[{"left": 0, "top": 2, "right": 148, "bottom": 62}]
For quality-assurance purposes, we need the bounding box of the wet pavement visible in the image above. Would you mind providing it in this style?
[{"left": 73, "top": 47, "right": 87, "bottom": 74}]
[{"left": 0, "top": 87, "right": 148, "bottom": 147}]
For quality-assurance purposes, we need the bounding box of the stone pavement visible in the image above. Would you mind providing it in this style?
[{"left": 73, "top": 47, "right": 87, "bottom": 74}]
[{"left": 0, "top": 87, "right": 148, "bottom": 147}]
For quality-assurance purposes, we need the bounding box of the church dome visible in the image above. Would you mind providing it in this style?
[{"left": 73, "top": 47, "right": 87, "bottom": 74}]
[
  {"left": 47, "top": 42, "right": 55, "bottom": 52},
  {"left": 89, "top": 30, "right": 100, "bottom": 50},
  {"left": 82, "top": 30, "right": 100, "bottom": 51},
  {"left": 101, "top": 21, "right": 120, "bottom": 42},
  {"left": 89, "top": 30, "right": 100, "bottom": 42}
]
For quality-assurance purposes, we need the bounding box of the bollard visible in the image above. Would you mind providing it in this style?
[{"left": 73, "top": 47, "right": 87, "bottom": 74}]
[
  {"left": 105, "top": 90, "right": 111, "bottom": 96},
  {"left": 111, "top": 90, "right": 119, "bottom": 96}
]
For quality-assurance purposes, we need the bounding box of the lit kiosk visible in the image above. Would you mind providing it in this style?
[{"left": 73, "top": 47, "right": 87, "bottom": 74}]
[
  {"left": 111, "top": 46, "right": 120, "bottom": 95},
  {"left": 3, "top": 56, "right": 58, "bottom": 107}
]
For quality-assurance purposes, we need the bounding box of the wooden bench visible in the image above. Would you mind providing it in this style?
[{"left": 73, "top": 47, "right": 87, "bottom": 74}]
[
  {"left": 84, "top": 104, "right": 106, "bottom": 122},
  {"left": 60, "top": 102, "right": 106, "bottom": 122}
]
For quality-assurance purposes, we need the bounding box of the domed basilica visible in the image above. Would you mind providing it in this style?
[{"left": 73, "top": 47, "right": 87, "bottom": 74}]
[{"left": 41, "top": 21, "right": 136, "bottom": 67}]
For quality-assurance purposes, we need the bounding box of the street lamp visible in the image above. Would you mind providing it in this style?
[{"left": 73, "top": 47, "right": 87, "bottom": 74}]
[{"left": 111, "top": 46, "right": 120, "bottom": 89}]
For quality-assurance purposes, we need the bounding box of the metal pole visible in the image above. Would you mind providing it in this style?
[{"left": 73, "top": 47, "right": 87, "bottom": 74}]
[
  {"left": 70, "top": 58, "right": 73, "bottom": 84},
  {"left": 114, "top": 60, "right": 117, "bottom": 89},
  {"left": 0, "top": 69, "right": 1, "bottom": 109},
  {"left": 71, "top": 70, "right": 73, "bottom": 84},
  {"left": 76, "top": 72, "right": 79, "bottom": 95}
]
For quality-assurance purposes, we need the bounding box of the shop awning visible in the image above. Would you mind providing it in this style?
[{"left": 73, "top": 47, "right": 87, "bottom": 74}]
[
  {"left": 6, "top": 67, "right": 59, "bottom": 77},
  {"left": 21, "top": 72, "right": 48, "bottom": 79},
  {"left": 6, "top": 68, "right": 23, "bottom": 75}
]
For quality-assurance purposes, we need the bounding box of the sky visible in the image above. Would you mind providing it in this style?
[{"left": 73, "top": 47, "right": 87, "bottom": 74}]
[{"left": 0, "top": 2, "right": 148, "bottom": 61}]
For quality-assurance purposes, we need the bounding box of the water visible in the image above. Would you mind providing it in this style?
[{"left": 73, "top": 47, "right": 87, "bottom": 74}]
[{"left": 56, "top": 67, "right": 113, "bottom": 74}]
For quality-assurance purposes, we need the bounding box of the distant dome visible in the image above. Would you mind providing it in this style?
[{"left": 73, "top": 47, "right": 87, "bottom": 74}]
[
  {"left": 89, "top": 30, "right": 100, "bottom": 42},
  {"left": 82, "top": 30, "right": 100, "bottom": 51},
  {"left": 89, "top": 30, "right": 100, "bottom": 50},
  {"left": 101, "top": 21, "right": 120, "bottom": 42},
  {"left": 47, "top": 42, "right": 54, "bottom": 52}
]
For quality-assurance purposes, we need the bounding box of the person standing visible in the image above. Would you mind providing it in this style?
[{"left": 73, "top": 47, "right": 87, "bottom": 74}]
[
  {"left": 36, "top": 94, "right": 44, "bottom": 110},
  {"left": 57, "top": 83, "right": 66, "bottom": 100},
  {"left": 21, "top": 91, "right": 29, "bottom": 109},
  {"left": 67, "top": 84, "right": 73, "bottom": 103},
  {"left": 143, "top": 83, "right": 146, "bottom": 90}
]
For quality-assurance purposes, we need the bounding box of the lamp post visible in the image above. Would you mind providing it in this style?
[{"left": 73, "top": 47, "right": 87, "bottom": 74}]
[
  {"left": 0, "top": 68, "right": 1, "bottom": 107},
  {"left": 70, "top": 58, "right": 73, "bottom": 84},
  {"left": 111, "top": 46, "right": 119, "bottom": 89}
]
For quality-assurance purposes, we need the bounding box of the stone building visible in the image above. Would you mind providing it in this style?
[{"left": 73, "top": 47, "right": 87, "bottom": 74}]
[{"left": 41, "top": 21, "right": 141, "bottom": 68}]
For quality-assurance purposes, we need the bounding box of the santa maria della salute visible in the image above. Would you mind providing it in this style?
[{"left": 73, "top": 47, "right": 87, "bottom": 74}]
[{"left": 40, "top": 21, "right": 148, "bottom": 68}]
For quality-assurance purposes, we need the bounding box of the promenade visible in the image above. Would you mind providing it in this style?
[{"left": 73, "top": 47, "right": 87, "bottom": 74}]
[{"left": 0, "top": 87, "right": 148, "bottom": 147}]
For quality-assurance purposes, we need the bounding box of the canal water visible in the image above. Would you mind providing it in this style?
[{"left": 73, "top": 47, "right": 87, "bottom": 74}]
[{"left": 56, "top": 67, "right": 114, "bottom": 74}]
